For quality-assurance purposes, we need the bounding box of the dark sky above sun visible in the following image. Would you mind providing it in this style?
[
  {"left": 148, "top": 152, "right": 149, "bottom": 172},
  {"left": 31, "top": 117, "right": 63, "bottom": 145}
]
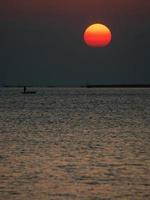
[{"left": 0, "top": 0, "right": 150, "bottom": 86}]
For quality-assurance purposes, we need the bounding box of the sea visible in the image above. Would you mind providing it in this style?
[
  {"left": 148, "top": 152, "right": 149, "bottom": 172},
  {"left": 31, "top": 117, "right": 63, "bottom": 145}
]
[{"left": 0, "top": 87, "right": 150, "bottom": 200}]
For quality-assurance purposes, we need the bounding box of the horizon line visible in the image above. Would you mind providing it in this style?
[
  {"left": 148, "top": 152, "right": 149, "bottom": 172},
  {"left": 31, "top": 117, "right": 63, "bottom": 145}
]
[{"left": 1, "top": 84, "right": 150, "bottom": 88}]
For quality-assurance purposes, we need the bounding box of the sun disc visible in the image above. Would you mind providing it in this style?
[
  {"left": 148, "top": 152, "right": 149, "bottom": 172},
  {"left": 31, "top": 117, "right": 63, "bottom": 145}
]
[{"left": 84, "top": 23, "right": 112, "bottom": 47}]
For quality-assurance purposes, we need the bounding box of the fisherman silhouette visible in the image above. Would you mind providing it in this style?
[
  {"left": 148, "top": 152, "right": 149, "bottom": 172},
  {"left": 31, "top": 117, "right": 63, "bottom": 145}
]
[{"left": 24, "top": 86, "right": 27, "bottom": 93}]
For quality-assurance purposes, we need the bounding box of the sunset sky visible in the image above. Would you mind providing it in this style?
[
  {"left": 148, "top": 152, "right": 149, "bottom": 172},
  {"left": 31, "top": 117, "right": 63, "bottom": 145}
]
[{"left": 0, "top": 0, "right": 150, "bottom": 86}]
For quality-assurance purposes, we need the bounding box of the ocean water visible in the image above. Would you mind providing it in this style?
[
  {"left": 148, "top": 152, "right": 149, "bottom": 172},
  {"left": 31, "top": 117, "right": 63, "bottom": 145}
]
[{"left": 0, "top": 87, "right": 150, "bottom": 200}]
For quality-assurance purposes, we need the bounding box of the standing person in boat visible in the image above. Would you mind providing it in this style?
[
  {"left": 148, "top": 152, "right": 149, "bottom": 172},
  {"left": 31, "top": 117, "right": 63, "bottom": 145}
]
[
  {"left": 22, "top": 86, "right": 36, "bottom": 94},
  {"left": 24, "top": 86, "right": 27, "bottom": 93}
]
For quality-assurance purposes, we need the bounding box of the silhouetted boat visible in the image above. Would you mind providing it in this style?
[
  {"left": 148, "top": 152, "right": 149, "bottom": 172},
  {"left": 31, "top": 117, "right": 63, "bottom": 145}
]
[
  {"left": 22, "top": 86, "right": 36, "bottom": 94},
  {"left": 22, "top": 91, "right": 36, "bottom": 94}
]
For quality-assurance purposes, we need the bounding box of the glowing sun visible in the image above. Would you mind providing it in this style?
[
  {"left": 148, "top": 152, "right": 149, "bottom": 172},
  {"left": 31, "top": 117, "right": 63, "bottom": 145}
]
[{"left": 84, "top": 23, "right": 112, "bottom": 47}]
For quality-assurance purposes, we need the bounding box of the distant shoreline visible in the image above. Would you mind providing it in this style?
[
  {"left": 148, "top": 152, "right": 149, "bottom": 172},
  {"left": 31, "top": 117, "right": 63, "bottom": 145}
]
[{"left": 84, "top": 85, "right": 150, "bottom": 88}]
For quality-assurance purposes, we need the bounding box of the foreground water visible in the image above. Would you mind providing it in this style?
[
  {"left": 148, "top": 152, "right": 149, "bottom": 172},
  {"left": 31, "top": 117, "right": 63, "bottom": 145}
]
[{"left": 0, "top": 88, "right": 150, "bottom": 200}]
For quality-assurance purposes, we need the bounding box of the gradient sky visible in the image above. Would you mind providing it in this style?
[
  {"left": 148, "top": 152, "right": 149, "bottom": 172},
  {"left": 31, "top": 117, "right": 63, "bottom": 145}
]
[{"left": 0, "top": 0, "right": 150, "bottom": 86}]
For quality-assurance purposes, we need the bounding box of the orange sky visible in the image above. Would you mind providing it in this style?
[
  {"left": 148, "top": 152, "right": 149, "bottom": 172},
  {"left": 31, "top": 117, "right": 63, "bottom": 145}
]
[{"left": 1, "top": 0, "right": 150, "bottom": 85}]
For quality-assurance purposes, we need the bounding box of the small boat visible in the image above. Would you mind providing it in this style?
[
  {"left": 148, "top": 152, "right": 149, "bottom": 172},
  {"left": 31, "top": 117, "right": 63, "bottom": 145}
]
[
  {"left": 22, "top": 86, "right": 36, "bottom": 94},
  {"left": 22, "top": 91, "right": 36, "bottom": 94}
]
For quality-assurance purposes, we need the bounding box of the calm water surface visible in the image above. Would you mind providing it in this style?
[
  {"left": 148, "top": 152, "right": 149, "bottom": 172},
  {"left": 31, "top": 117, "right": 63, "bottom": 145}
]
[{"left": 0, "top": 88, "right": 150, "bottom": 200}]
